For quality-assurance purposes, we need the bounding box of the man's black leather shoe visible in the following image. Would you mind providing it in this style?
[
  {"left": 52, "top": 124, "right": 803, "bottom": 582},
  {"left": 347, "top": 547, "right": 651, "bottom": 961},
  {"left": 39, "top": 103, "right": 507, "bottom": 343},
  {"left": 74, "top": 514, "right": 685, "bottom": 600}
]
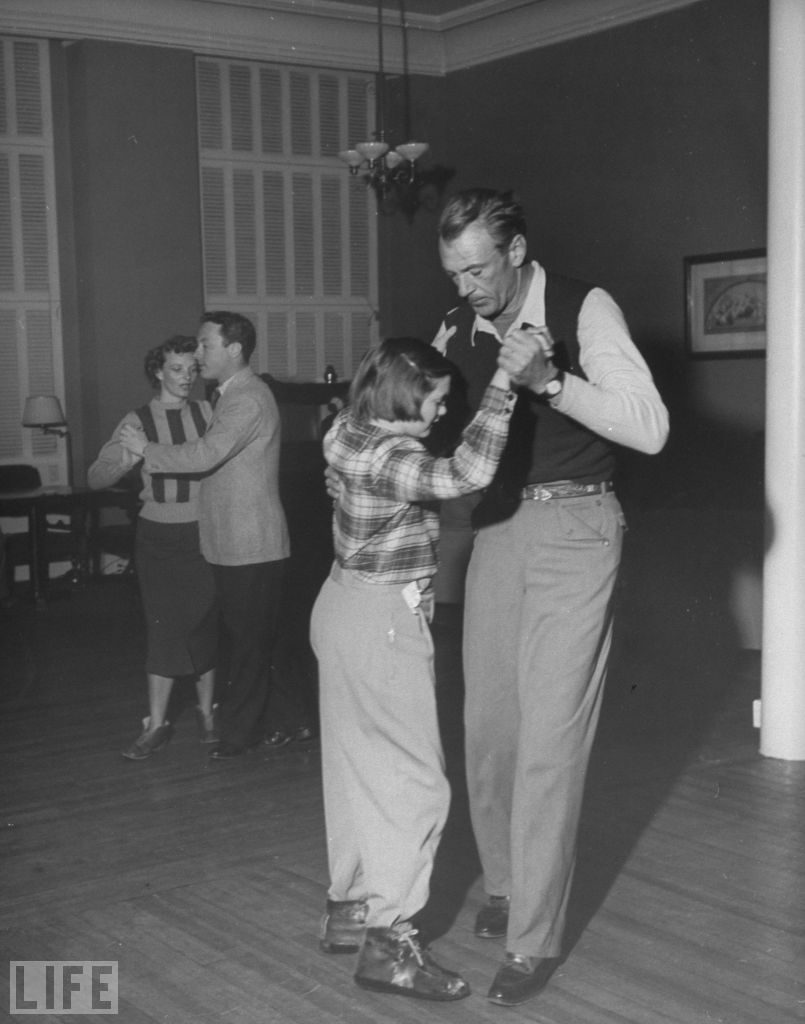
[
  {"left": 474, "top": 895, "right": 510, "bottom": 939},
  {"left": 264, "top": 731, "right": 292, "bottom": 748},
  {"left": 293, "top": 725, "right": 317, "bottom": 743},
  {"left": 209, "top": 740, "right": 246, "bottom": 759},
  {"left": 487, "top": 954, "right": 560, "bottom": 1006}
]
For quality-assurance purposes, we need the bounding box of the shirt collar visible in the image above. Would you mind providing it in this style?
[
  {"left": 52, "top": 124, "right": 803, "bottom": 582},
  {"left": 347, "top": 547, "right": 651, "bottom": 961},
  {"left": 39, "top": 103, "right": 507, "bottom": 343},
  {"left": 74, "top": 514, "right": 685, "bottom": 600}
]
[
  {"left": 215, "top": 366, "right": 250, "bottom": 395},
  {"left": 474, "top": 260, "right": 546, "bottom": 341}
]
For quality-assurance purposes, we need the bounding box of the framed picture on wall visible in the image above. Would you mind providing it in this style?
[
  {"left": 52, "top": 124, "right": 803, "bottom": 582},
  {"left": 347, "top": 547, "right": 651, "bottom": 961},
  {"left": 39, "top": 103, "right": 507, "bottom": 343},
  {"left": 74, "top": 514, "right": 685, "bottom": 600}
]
[{"left": 684, "top": 249, "right": 767, "bottom": 357}]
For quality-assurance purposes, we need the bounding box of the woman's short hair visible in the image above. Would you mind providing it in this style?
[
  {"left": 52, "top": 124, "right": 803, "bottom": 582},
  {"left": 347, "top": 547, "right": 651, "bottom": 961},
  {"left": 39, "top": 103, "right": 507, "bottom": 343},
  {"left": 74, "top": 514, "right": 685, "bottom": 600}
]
[
  {"left": 438, "top": 188, "right": 527, "bottom": 253},
  {"left": 349, "top": 337, "right": 453, "bottom": 423},
  {"left": 144, "top": 335, "right": 198, "bottom": 388}
]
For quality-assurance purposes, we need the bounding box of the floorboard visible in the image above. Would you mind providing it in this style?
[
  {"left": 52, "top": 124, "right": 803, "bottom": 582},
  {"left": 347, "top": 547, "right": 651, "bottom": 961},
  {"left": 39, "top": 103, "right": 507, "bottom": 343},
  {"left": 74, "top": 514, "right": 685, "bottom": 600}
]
[{"left": 1, "top": 517, "right": 804, "bottom": 1023}]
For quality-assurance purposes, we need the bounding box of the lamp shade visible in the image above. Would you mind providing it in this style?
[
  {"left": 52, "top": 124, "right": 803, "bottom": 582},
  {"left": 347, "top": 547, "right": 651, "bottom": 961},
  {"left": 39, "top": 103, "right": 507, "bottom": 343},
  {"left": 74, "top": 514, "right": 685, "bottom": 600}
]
[
  {"left": 384, "top": 150, "right": 404, "bottom": 170},
  {"left": 22, "top": 395, "right": 67, "bottom": 428},
  {"left": 338, "top": 149, "right": 364, "bottom": 169},
  {"left": 355, "top": 140, "right": 389, "bottom": 161},
  {"left": 395, "top": 141, "right": 429, "bottom": 163}
]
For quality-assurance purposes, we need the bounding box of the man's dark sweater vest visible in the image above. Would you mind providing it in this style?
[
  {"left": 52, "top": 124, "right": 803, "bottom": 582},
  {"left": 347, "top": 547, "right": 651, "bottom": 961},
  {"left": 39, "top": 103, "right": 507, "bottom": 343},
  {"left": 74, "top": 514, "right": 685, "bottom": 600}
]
[{"left": 443, "top": 273, "right": 617, "bottom": 523}]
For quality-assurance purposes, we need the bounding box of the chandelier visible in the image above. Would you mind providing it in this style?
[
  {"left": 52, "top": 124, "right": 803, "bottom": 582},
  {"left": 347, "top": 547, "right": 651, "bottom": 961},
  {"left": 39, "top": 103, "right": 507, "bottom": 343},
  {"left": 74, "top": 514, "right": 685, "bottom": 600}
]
[{"left": 338, "top": 0, "right": 453, "bottom": 220}]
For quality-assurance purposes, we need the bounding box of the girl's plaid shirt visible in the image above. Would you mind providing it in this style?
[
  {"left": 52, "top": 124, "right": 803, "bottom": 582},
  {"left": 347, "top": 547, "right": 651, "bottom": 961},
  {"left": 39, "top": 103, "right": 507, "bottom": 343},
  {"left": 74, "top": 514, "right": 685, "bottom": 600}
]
[{"left": 325, "top": 382, "right": 515, "bottom": 584}]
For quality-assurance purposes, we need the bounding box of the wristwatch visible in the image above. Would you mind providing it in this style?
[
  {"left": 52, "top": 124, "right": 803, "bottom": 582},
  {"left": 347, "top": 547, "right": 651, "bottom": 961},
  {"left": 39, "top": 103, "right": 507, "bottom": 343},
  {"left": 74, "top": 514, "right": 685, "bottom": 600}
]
[{"left": 541, "top": 370, "right": 564, "bottom": 398}]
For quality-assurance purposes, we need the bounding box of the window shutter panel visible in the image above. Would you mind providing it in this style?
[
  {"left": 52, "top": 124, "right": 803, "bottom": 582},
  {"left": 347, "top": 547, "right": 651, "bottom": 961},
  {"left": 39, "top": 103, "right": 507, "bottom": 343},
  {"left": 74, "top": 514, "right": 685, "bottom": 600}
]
[
  {"left": 321, "top": 175, "right": 342, "bottom": 297},
  {"left": 200, "top": 165, "right": 227, "bottom": 296},
  {"left": 197, "top": 61, "right": 223, "bottom": 150},
  {"left": 233, "top": 168, "right": 257, "bottom": 295},
  {"left": 295, "top": 312, "right": 317, "bottom": 379},
  {"left": 292, "top": 172, "right": 315, "bottom": 297},
  {"left": 348, "top": 177, "right": 370, "bottom": 297},
  {"left": 262, "top": 170, "right": 285, "bottom": 295},
  {"left": 229, "top": 64, "right": 253, "bottom": 152},
  {"left": 318, "top": 75, "right": 340, "bottom": 157},
  {"left": 347, "top": 76, "right": 371, "bottom": 150},
  {"left": 289, "top": 72, "right": 312, "bottom": 157},
  {"left": 259, "top": 68, "right": 283, "bottom": 154},
  {"left": 0, "top": 154, "right": 12, "bottom": 290},
  {"left": 266, "top": 311, "right": 289, "bottom": 378},
  {"left": 27, "top": 308, "right": 54, "bottom": 389},
  {"left": 197, "top": 59, "right": 377, "bottom": 379},
  {"left": 19, "top": 153, "right": 49, "bottom": 291},
  {"left": 13, "top": 40, "right": 43, "bottom": 136}
]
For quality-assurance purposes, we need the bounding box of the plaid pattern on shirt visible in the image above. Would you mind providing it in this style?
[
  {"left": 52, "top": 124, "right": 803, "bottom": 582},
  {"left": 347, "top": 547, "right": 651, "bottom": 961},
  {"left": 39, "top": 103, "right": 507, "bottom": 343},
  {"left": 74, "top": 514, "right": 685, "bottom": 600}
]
[{"left": 325, "top": 382, "right": 514, "bottom": 584}]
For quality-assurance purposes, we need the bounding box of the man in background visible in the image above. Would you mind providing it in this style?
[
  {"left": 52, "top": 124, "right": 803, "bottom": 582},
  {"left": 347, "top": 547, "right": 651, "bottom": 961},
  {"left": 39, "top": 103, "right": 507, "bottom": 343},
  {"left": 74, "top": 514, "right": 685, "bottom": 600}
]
[{"left": 122, "top": 311, "right": 290, "bottom": 759}]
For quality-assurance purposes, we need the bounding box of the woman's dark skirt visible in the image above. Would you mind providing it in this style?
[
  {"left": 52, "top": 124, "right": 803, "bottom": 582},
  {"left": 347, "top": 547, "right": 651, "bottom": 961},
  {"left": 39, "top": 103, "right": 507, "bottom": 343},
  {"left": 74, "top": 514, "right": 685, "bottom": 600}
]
[{"left": 135, "top": 518, "right": 217, "bottom": 677}]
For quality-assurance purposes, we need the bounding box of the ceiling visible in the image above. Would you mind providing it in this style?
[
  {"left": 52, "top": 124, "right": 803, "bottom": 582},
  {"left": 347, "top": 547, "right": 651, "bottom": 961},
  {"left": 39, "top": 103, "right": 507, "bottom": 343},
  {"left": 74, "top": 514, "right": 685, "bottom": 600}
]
[{"left": 311, "top": 0, "right": 542, "bottom": 13}]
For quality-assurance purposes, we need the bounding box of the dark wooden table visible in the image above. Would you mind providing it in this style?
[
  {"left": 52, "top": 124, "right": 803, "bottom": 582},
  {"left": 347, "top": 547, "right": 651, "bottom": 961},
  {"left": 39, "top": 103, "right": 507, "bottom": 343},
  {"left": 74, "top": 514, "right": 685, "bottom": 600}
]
[{"left": 0, "top": 486, "right": 138, "bottom": 602}]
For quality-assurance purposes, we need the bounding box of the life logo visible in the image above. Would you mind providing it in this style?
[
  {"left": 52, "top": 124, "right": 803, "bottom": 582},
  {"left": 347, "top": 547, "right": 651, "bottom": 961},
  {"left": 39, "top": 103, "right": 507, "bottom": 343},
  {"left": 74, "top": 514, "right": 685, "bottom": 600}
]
[{"left": 10, "top": 962, "right": 118, "bottom": 1015}]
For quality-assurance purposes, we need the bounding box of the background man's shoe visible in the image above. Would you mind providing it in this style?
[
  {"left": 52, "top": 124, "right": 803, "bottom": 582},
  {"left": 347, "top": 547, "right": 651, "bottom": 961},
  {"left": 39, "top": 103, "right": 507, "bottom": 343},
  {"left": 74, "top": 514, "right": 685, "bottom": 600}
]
[
  {"left": 264, "top": 730, "right": 292, "bottom": 748},
  {"left": 319, "top": 899, "right": 368, "bottom": 953},
  {"left": 487, "top": 954, "right": 560, "bottom": 1006},
  {"left": 354, "top": 922, "right": 469, "bottom": 1001},
  {"left": 121, "top": 718, "right": 171, "bottom": 761},
  {"left": 209, "top": 740, "right": 246, "bottom": 759},
  {"left": 474, "top": 895, "right": 510, "bottom": 938}
]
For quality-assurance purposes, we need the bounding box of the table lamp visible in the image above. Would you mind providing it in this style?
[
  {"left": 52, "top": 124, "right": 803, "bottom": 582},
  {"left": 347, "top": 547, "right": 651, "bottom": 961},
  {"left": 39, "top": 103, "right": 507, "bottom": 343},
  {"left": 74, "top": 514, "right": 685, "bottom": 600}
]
[{"left": 22, "top": 395, "right": 73, "bottom": 487}]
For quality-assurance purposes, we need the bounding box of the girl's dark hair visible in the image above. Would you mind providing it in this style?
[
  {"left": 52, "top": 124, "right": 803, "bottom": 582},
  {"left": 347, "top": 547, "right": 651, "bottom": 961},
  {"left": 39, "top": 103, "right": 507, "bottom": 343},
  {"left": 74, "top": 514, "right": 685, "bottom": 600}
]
[
  {"left": 144, "top": 335, "right": 198, "bottom": 388},
  {"left": 349, "top": 337, "right": 452, "bottom": 423}
]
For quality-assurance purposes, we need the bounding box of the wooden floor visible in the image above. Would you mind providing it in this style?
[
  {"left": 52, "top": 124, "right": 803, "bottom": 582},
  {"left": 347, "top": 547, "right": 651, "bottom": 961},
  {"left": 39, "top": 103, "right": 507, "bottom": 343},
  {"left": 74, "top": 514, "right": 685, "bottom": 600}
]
[{"left": 1, "top": 511, "right": 804, "bottom": 1023}]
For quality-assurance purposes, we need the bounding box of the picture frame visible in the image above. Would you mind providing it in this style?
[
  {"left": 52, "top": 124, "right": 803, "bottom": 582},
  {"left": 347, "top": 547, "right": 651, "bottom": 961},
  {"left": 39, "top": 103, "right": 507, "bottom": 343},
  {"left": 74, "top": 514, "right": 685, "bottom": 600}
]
[{"left": 684, "top": 249, "right": 767, "bottom": 357}]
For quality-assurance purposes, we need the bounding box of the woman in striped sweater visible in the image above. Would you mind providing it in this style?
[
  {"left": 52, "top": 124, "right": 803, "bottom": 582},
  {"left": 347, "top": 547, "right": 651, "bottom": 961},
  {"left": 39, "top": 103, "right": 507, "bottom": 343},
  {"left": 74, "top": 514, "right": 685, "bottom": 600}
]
[{"left": 88, "top": 336, "right": 217, "bottom": 760}]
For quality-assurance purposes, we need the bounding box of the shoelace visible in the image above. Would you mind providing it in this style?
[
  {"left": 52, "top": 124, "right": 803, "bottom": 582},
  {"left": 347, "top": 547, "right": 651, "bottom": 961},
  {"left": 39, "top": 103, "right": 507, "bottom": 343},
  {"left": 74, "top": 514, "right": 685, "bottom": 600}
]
[
  {"left": 347, "top": 903, "right": 367, "bottom": 922},
  {"left": 394, "top": 924, "right": 425, "bottom": 967}
]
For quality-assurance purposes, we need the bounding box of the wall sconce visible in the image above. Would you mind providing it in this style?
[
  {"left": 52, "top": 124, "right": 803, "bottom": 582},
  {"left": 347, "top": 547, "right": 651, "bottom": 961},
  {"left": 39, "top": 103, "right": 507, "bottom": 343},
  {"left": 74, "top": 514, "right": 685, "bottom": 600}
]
[{"left": 22, "top": 395, "right": 74, "bottom": 487}]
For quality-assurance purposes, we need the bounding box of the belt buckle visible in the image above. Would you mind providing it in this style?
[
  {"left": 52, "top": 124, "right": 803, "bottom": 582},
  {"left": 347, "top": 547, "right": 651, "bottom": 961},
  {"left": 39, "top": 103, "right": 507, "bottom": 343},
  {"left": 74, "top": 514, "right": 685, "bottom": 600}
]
[{"left": 535, "top": 485, "right": 553, "bottom": 502}]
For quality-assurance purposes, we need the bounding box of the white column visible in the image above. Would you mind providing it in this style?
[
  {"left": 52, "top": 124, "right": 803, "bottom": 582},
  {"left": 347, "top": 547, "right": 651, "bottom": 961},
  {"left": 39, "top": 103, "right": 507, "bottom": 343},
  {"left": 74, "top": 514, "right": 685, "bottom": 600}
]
[{"left": 761, "top": 0, "right": 805, "bottom": 760}]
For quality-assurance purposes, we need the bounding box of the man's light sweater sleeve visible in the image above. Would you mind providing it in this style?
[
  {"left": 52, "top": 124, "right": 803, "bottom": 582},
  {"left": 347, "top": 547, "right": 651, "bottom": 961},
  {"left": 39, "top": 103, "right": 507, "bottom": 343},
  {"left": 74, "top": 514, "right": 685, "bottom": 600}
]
[{"left": 548, "top": 288, "right": 669, "bottom": 454}]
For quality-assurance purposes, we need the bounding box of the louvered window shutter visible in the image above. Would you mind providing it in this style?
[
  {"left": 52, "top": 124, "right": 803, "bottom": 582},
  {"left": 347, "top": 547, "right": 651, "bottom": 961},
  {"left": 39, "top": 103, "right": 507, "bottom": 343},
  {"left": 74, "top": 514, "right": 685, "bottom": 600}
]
[
  {"left": 0, "top": 38, "right": 64, "bottom": 481},
  {"left": 197, "top": 59, "right": 378, "bottom": 380}
]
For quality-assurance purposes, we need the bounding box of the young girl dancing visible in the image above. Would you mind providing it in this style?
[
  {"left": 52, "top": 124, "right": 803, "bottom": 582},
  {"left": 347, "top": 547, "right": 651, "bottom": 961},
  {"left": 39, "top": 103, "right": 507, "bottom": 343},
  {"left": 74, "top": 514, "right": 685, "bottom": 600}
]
[{"left": 310, "top": 336, "right": 514, "bottom": 1001}]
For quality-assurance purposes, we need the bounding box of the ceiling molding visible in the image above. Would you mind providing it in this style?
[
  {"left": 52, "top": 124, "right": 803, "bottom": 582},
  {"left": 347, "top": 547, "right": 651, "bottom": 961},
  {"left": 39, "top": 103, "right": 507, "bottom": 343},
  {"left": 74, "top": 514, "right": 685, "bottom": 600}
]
[
  {"left": 0, "top": 0, "right": 705, "bottom": 75},
  {"left": 406, "top": 0, "right": 706, "bottom": 75},
  {"left": 440, "top": 0, "right": 705, "bottom": 70}
]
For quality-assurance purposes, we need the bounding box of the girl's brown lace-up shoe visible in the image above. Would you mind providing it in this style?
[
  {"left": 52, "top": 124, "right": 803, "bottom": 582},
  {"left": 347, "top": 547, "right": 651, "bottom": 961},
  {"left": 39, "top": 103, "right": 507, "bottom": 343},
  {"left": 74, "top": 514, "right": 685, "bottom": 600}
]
[{"left": 354, "top": 922, "right": 469, "bottom": 1001}]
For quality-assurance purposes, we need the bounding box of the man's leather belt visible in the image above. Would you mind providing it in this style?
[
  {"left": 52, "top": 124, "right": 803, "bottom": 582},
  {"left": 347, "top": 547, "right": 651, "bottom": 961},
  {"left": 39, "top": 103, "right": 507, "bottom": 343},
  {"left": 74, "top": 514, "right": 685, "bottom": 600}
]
[{"left": 520, "top": 480, "right": 613, "bottom": 502}]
